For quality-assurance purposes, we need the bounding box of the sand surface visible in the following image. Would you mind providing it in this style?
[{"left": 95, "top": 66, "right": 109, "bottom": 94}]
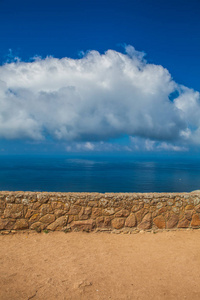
[{"left": 0, "top": 230, "right": 200, "bottom": 300}]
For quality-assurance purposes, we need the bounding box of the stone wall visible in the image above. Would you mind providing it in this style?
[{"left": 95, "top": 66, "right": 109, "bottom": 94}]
[{"left": 1, "top": 191, "right": 200, "bottom": 233}]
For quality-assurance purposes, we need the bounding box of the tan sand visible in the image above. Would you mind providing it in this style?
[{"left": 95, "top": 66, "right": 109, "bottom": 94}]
[{"left": 0, "top": 230, "right": 200, "bottom": 300}]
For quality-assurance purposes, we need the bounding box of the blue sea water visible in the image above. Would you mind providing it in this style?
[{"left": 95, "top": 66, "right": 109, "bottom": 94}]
[{"left": 0, "top": 155, "right": 200, "bottom": 193}]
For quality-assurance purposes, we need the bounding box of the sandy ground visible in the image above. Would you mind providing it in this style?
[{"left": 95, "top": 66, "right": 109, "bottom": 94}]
[{"left": 0, "top": 231, "right": 200, "bottom": 300}]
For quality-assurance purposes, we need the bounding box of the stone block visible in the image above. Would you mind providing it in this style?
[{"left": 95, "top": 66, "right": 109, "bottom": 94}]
[
  {"left": 68, "top": 205, "right": 81, "bottom": 215},
  {"left": 29, "top": 202, "right": 41, "bottom": 210},
  {"left": 30, "top": 222, "right": 46, "bottom": 232},
  {"left": 172, "top": 207, "right": 179, "bottom": 214},
  {"left": 64, "top": 203, "right": 70, "bottom": 212},
  {"left": 185, "top": 205, "right": 194, "bottom": 210},
  {"left": 104, "top": 216, "right": 113, "bottom": 227},
  {"left": 185, "top": 210, "right": 193, "bottom": 221},
  {"left": 5, "top": 196, "right": 15, "bottom": 203},
  {"left": 175, "top": 201, "right": 182, "bottom": 207},
  {"left": 166, "top": 214, "right": 179, "bottom": 229},
  {"left": 125, "top": 213, "right": 136, "bottom": 227},
  {"left": 39, "top": 204, "right": 53, "bottom": 216},
  {"left": 88, "top": 201, "right": 98, "bottom": 207},
  {"left": 29, "top": 213, "right": 40, "bottom": 224},
  {"left": 103, "top": 208, "right": 115, "bottom": 216},
  {"left": 153, "top": 215, "right": 166, "bottom": 229},
  {"left": 96, "top": 216, "right": 104, "bottom": 227},
  {"left": 4, "top": 204, "right": 24, "bottom": 219},
  {"left": 115, "top": 209, "right": 130, "bottom": 217},
  {"left": 99, "top": 198, "right": 109, "bottom": 207},
  {"left": 135, "top": 209, "right": 146, "bottom": 224},
  {"left": 13, "top": 219, "right": 29, "bottom": 230},
  {"left": 54, "top": 209, "right": 65, "bottom": 218},
  {"left": 131, "top": 204, "right": 141, "bottom": 212},
  {"left": 138, "top": 213, "right": 152, "bottom": 230},
  {"left": 50, "top": 201, "right": 64, "bottom": 210},
  {"left": 71, "top": 219, "right": 95, "bottom": 231},
  {"left": 47, "top": 216, "right": 68, "bottom": 230},
  {"left": 25, "top": 209, "right": 35, "bottom": 219},
  {"left": 177, "top": 218, "right": 190, "bottom": 228},
  {"left": 167, "top": 200, "right": 174, "bottom": 206},
  {"left": 68, "top": 215, "right": 74, "bottom": 224},
  {"left": 75, "top": 199, "right": 88, "bottom": 206},
  {"left": 158, "top": 207, "right": 167, "bottom": 215},
  {"left": 91, "top": 208, "right": 102, "bottom": 218},
  {"left": 195, "top": 204, "right": 200, "bottom": 213},
  {"left": 111, "top": 218, "right": 125, "bottom": 229},
  {"left": 0, "top": 219, "right": 15, "bottom": 230},
  {"left": 157, "top": 202, "right": 163, "bottom": 209},
  {"left": 0, "top": 201, "right": 5, "bottom": 216},
  {"left": 37, "top": 193, "right": 49, "bottom": 204},
  {"left": 39, "top": 214, "right": 55, "bottom": 224},
  {"left": 194, "top": 198, "right": 200, "bottom": 206},
  {"left": 191, "top": 214, "right": 200, "bottom": 227},
  {"left": 79, "top": 207, "right": 92, "bottom": 220}
]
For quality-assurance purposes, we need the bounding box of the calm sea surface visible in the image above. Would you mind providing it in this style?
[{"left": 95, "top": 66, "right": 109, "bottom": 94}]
[{"left": 0, "top": 155, "right": 200, "bottom": 193}]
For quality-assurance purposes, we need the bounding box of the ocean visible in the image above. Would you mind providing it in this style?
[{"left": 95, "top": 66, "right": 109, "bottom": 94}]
[{"left": 0, "top": 155, "right": 200, "bottom": 193}]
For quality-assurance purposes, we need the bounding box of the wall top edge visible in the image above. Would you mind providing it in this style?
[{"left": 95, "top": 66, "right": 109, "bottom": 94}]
[{"left": 0, "top": 190, "right": 200, "bottom": 196}]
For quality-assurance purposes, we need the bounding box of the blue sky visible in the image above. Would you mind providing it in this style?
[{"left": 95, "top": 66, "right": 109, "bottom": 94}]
[{"left": 0, "top": 0, "right": 200, "bottom": 155}]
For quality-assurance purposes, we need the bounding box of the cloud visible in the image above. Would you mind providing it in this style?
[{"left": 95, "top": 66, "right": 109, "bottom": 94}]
[
  {"left": 64, "top": 137, "right": 188, "bottom": 153},
  {"left": 130, "top": 137, "right": 188, "bottom": 152},
  {"left": 157, "top": 142, "right": 187, "bottom": 152},
  {"left": 0, "top": 45, "right": 199, "bottom": 150},
  {"left": 65, "top": 141, "right": 126, "bottom": 152}
]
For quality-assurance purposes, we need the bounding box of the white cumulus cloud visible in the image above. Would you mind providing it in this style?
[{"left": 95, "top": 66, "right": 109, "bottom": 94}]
[{"left": 0, "top": 46, "right": 199, "bottom": 149}]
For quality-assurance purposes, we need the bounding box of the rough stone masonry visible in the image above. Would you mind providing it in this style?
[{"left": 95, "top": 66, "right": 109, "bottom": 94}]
[{"left": 0, "top": 191, "right": 200, "bottom": 233}]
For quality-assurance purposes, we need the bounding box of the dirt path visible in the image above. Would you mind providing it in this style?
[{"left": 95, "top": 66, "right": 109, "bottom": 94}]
[{"left": 0, "top": 230, "right": 200, "bottom": 300}]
